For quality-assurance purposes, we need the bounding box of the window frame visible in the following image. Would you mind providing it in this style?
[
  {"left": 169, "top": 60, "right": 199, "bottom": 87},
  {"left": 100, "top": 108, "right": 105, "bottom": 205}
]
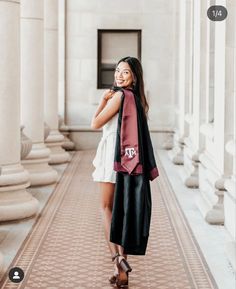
[{"left": 97, "top": 29, "right": 142, "bottom": 89}]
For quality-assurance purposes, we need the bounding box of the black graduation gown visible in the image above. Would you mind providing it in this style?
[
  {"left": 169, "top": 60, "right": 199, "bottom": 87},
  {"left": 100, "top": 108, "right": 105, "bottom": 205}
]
[{"left": 110, "top": 88, "right": 159, "bottom": 255}]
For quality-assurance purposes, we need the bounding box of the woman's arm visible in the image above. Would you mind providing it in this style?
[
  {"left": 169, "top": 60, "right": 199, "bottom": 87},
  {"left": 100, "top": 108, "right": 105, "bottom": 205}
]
[
  {"left": 91, "top": 90, "right": 113, "bottom": 121},
  {"left": 91, "top": 90, "right": 122, "bottom": 129}
]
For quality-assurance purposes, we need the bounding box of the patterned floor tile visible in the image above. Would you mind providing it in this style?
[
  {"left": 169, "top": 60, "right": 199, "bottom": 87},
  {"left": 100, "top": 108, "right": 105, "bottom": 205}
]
[{"left": 0, "top": 151, "right": 218, "bottom": 289}]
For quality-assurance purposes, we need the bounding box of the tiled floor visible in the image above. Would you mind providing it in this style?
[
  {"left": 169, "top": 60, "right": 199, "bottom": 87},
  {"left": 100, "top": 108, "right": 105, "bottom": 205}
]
[
  {"left": 0, "top": 163, "right": 68, "bottom": 275},
  {"left": 0, "top": 150, "right": 224, "bottom": 289}
]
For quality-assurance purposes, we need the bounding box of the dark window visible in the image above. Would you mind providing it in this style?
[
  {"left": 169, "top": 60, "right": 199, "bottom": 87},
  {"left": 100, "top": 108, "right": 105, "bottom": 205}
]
[{"left": 97, "top": 30, "right": 141, "bottom": 89}]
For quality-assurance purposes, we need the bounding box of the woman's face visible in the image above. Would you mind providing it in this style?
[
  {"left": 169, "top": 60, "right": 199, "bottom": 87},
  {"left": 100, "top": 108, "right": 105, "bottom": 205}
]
[{"left": 114, "top": 62, "right": 134, "bottom": 88}]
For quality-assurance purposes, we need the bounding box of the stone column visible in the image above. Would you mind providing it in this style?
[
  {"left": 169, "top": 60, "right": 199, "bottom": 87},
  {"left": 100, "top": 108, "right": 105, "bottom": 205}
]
[
  {"left": 59, "top": 116, "right": 75, "bottom": 151},
  {"left": 0, "top": 0, "right": 38, "bottom": 221},
  {"left": 224, "top": 0, "right": 236, "bottom": 271},
  {"left": 58, "top": 0, "right": 66, "bottom": 120},
  {"left": 197, "top": 0, "right": 227, "bottom": 224},
  {"left": 182, "top": 0, "right": 207, "bottom": 188},
  {"left": 168, "top": 0, "right": 186, "bottom": 163},
  {"left": 44, "top": 0, "right": 69, "bottom": 164},
  {"left": 225, "top": 140, "right": 236, "bottom": 270},
  {"left": 20, "top": 0, "right": 58, "bottom": 186},
  {"left": 183, "top": 0, "right": 194, "bottom": 140},
  {"left": 58, "top": 0, "right": 74, "bottom": 151}
]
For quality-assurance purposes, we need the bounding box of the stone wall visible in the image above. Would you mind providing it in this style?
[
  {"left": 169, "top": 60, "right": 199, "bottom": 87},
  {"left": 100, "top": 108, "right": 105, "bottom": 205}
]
[{"left": 65, "top": 0, "right": 176, "bottom": 131}]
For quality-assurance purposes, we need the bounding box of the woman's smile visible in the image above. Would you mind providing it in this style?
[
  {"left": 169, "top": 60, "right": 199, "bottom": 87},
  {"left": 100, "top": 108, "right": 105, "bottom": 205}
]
[{"left": 116, "top": 79, "right": 125, "bottom": 85}]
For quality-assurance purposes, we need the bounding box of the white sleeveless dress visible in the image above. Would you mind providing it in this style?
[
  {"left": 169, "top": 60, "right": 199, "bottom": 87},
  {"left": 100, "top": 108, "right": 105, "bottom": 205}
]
[{"left": 92, "top": 113, "right": 118, "bottom": 183}]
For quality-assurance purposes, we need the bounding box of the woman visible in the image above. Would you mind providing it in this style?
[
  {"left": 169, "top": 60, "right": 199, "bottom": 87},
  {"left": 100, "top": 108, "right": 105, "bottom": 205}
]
[{"left": 91, "top": 56, "right": 157, "bottom": 287}]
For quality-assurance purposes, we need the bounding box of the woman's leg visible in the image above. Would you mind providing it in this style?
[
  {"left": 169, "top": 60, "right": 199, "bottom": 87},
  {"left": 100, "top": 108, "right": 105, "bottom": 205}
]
[
  {"left": 118, "top": 247, "right": 127, "bottom": 260},
  {"left": 99, "top": 182, "right": 119, "bottom": 256},
  {"left": 99, "top": 182, "right": 127, "bottom": 259},
  {"left": 100, "top": 182, "right": 130, "bottom": 285}
]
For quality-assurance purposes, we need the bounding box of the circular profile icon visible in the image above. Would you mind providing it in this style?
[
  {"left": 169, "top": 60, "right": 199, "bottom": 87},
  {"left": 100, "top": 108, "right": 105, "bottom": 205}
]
[{"left": 8, "top": 267, "right": 24, "bottom": 283}]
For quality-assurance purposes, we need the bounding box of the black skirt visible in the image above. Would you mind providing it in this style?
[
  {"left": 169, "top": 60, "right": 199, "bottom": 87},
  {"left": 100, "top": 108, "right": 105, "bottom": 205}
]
[{"left": 110, "top": 88, "right": 158, "bottom": 255}]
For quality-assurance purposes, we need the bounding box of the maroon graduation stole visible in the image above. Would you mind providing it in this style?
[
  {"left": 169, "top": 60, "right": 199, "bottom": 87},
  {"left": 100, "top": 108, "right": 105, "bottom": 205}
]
[{"left": 119, "top": 89, "right": 143, "bottom": 174}]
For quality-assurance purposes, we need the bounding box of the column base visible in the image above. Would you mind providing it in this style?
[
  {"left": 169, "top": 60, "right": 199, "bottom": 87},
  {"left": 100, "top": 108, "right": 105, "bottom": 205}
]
[
  {"left": 224, "top": 178, "right": 236, "bottom": 271},
  {"left": 162, "top": 133, "right": 174, "bottom": 150},
  {"left": 168, "top": 132, "right": 185, "bottom": 164},
  {"left": 225, "top": 241, "right": 236, "bottom": 271},
  {"left": 205, "top": 204, "right": 224, "bottom": 224},
  {"left": 168, "top": 147, "right": 184, "bottom": 164},
  {"left": 182, "top": 139, "right": 200, "bottom": 188},
  {"left": 184, "top": 175, "right": 199, "bottom": 188},
  {"left": 177, "top": 163, "right": 199, "bottom": 188},
  {"left": 62, "top": 134, "right": 75, "bottom": 151},
  {"left": 0, "top": 164, "right": 39, "bottom": 221},
  {"left": 197, "top": 189, "right": 225, "bottom": 224},
  {"left": 196, "top": 153, "right": 225, "bottom": 225},
  {"left": 59, "top": 125, "right": 75, "bottom": 151},
  {"left": 195, "top": 195, "right": 224, "bottom": 225},
  {"left": 22, "top": 143, "right": 58, "bottom": 186},
  {"left": 45, "top": 130, "right": 70, "bottom": 164}
]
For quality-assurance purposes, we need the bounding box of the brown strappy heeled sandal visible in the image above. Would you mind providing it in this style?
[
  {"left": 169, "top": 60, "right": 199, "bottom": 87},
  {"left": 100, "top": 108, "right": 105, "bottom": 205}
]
[
  {"left": 110, "top": 253, "right": 132, "bottom": 287},
  {"left": 109, "top": 253, "right": 119, "bottom": 284}
]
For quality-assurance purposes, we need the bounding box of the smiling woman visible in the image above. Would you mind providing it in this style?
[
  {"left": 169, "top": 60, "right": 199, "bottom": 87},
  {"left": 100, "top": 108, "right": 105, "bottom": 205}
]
[{"left": 91, "top": 56, "right": 157, "bottom": 287}]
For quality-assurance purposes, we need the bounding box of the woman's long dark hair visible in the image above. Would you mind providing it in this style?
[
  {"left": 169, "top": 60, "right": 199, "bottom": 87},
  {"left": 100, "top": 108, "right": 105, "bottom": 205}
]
[{"left": 115, "top": 56, "right": 149, "bottom": 116}]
